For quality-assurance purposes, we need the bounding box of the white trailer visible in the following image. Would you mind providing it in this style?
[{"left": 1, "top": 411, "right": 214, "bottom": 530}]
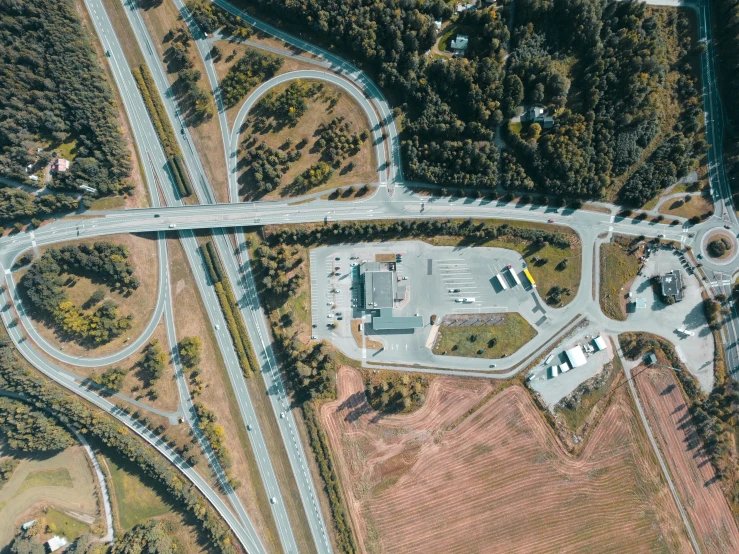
[
  {"left": 508, "top": 265, "right": 522, "bottom": 287},
  {"left": 495, "top": 273, "right": 508, "bottom": 290}
]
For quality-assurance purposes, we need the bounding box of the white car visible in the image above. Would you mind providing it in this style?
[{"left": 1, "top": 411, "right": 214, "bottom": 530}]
[
  {"left": 280, "top": 412, "right": 285, "bottom": 419},
  {"left": 270, "top": 497, "right": 277, "bottom": 504},
  {"left": 169, "top": 223, "right": 176, "bottom": 228},
  {"left": 215, "top": 324, "right": 220, "bottom": 330},
  {"left": 327, "top": 313, "right": 333, "bottom": 318},
  {"left": 350, "top": 262, "right": 358, "bottom": 267},
  {"left": 246, "top": 424, "right": 252, "bottom": 431}
]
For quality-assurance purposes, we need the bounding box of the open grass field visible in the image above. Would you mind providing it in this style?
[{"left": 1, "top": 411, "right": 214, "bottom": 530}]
[
  {"left": 101, "top": 454, "right": 209, "bottom": 554},
  {"left": 138, "top": 0, "right": 228, "bottom": 203},
  {"left": 237, "top": 79, "right": 376, "bottom": 200},
  {"left": 29, "top": 233, "right": 159, "bottom": 357},
  {"left": 634, "top": 367, "right": 739, "bottom": 553},
  {"left": 659, "top": 193, "right": 714, "bottom": 219},
  {"left": 0, "top": 443, "right": 98, "bottom": 549},
  {"left": 213, "top": 41, "right": 321, "bottom": 129},
  {"left": 167, "top": 236, "right": 311, "bottom": 554},
  {"left": 432, "top": 313, "right": 536, "bottom": 359},
  {"left": 599, "top": 236, "right": 641, "bottom": 321},
  {"left": 320, "top": 366, "right": 694, "bottom": 553},
  {"left": 102, "top": 454, "right": 170, "bottom": 531},
  {"left": 76, "top": 0, "right": 149, "bottom": 209}
]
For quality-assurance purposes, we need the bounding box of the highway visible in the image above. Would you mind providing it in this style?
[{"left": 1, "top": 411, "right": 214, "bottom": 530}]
[{"left": 2, "top": 0, "right": 739, "bottom": 552}]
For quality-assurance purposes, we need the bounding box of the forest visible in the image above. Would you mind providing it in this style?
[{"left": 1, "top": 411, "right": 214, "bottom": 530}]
[
  {"left": 715, "top": 0, "right": 739, "bottom": 201},
  {"left": 0, "top": 0, "right": 132, "bottom": 197},
  {"left": 503, "top": 0, "right": 702, "bottom": 204},
  {"left": 0, "top": 396, "right": 76, "bottom": 452},
  {"left": 235, "top": 0, "right": 703, "bottom": 203},
  {"left": 20, "top": 242, "right": 139, "bottom": 345}
]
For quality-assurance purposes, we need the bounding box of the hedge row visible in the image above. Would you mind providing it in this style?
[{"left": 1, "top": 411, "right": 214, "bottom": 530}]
[
  {"left": 132, "top": 65, "right": 180, "bottom": 158},
  {"left": 303, "top": 401, "right": 358, "bottom": 553},
  {"left": 218, "top": 278, "right": 260, "bottom": 375},
  {"left": 214, "top": 282, "right": 252, "bottom": 378},
  {"left": 0, "top": 344, "right": 239, "bottom": 553},
  {"left": 204, "top": 240, "right": 226, "bottom": 283},
  {"left": 170, "top": 155, "right": 194, "bottom": 198}
]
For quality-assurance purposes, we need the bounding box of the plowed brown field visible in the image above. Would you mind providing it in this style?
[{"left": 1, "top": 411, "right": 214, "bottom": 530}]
[
  {"left": 635, "top": 367, "right": 739, "bottom": 553},
  {"left": 321, "top": 367, "right": 693, "bottom": 553}
]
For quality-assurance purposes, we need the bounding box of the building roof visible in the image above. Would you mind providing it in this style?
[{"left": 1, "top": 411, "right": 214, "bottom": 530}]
[
  {"left": 46, "top": 536, "right": 68, "bottom": 552},
  {"left": 646, "top": 353, "right": 658, "bottom": 366},
  {"left": 434, "top": 20, "right": 442, "bottom": 31},
  {"left": 372, "top": 308, "right": 423, "bottom": 331},
  {"left": 565, "top": 345, "right": 587, "bottom": 368},
  {"left": 451, "top": 35, "right": 469, "bottom": 50},
  {"left": 364, "top": 270, "right": 394, "bottom": 309},
  {"left": 53, "top": 158, "right": 69, "bottom": 172},
  {"left": 593, "top": 336, "right": 607, "bottom": 351},
  {"left": 21, "top": 520, "right": 35, "bottom": 531},
  {"left": 635, "top": 298, "right": 647, "bottom": 309},
  {"left": 661, "top": 270, "right": 683, "bottom": 300}
]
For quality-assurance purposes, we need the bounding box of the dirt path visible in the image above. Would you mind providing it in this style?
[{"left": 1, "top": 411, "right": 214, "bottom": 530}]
[
  {"left": 320, "top": 367, "right": 693, "bottom": 553},
  {"left": 635, "top": 367, "right": 739, "bottom": 553}
]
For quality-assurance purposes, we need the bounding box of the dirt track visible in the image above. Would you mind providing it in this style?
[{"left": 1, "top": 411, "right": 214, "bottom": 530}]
[
  {"left": 321, "top": 367, "right": 693, "bottom": 553},
  {"left": 635, "top": 367, "right": 739, "bottom": 553}
]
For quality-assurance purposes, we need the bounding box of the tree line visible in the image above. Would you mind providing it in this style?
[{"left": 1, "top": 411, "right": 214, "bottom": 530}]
[
  {"left": 0, "top": 396, "right": 75, "bottom": 452},
  {"left": 0, "top": 342, "right": 240, "bottom": 553},
  {"left": 0, "top": 0, "right": 132, "bottom": 197},
  {"left": 220, "top": 50, "right": 283, "bottom": 108}
]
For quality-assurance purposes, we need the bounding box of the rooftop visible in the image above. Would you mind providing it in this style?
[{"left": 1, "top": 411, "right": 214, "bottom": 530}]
[
  {"left": 372, "top": 308, "right": 423, "bottom": 331},
  {"left": 565, "top": 345, "right": 587, "bottom": 368},
  {"left": 451, "top": 34, "right": 469, "bottom": 51},
  {"left": 661, "top": 270, "right": 683, "bottom": 300},
  {"left": 46, "top": 536, "right": 68, "bottom": 553},
  {"left": 363, "top": 269, "right": 394, "bottom": 309}
]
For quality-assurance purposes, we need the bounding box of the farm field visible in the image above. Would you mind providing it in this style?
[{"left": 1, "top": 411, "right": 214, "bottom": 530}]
[
  {"left": 26, "top": 233, "right": 159, "bottom": 357},
  {"left": 0, "top": 443, "right": 98, "bottom": 549},
  {"left": 634, "top": 367, "right": 739, "bottom": 553},
  {"left": 320, "top": 367, "right": 693, "bottom": 553}
]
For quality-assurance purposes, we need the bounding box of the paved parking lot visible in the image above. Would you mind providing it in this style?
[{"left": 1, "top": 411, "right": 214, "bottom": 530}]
[
  {"left": 628, "top": 248, "right": 714, "bottom": 391},
  {"left": 310, "top": 240, "right": 555, "bottom": 369}
]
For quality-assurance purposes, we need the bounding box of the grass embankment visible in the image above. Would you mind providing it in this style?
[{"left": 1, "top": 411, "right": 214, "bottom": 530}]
[
  {"left": 17, "top": 469, "right": 72, "bottom": 494},
  {"left": 131, "top": 64, "right": 193, "bottom": 198},
  {"left": 599, "top": 236, "right": 640, "bottom": 321},
  {"left": 200, "top": 240, "right": 258, "bottom": 377},
  {"left": 432, "top": 314, "right": 536, "bottom": 359}
]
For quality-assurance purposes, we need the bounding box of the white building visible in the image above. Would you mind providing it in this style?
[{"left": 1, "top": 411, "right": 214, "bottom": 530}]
[
  {"left": 593, "top": 336, "right": 607, "bottom": 351},
  {"left": 565, "top": 345, "right": 587, "bottom": 369},
  {"left": 46, "top": 536, "right": 68, "bottom": 553}
]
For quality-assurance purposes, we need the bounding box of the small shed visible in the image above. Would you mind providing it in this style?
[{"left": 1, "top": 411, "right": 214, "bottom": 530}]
[
  {"left": 646, "top": 353, "right": 658, "bottom": 366},
  {"left": 549, "top": 366, "right": 558, "bottom": 378},
  {"left": 52, "top": 158, "right": 69, "bottom": 173},
  {"left": 565, "top": 345, "right": 587, "bottom": 368},
  {"left": 635, "top": 298, "right": 647, "bottom": 310},
  {"left": 21, "top": 520, "right": 35, "bottom": 531},
  {"left": 593, "top": 336, "right": 607, "bottom": 351},
  {"left": 559, "top": 363, "right": 570, "bottom": 373}
]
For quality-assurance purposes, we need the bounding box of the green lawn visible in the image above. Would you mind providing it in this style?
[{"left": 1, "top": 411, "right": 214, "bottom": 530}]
[
  {"left": 88, "top": 196, "right": 126, "bottom": 211},
  {"left": 42, "top": 508, "right": 90, "bottom": 541},
  {"left": 433, "top": 313, "right": 536, "bottom": 359},
  {"left": 105, "top": 456, "right": 170, "bottom": 531},
  {"left": 17, "top": 468, "right": 73, "bottom": 494},
  {"left": 599, "top": 239, "right": 640, "bottom": 321},
  {"left": 437, "top": 26, "right": 456, "bottom": 52}
]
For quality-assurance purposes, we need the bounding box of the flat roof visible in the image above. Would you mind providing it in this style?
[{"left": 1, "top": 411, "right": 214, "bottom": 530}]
[
  {"left": 364, "top": 270, "right": 394, "bottom": 309},
  {"left": 372, "top": 308, "right": 423, "bottom": 330},
  {"left": 662, "top": 270, "right": 683, "bottom": 300},
  {"left": 565, "top": 345, "right": 587, "bottom": 368}
]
